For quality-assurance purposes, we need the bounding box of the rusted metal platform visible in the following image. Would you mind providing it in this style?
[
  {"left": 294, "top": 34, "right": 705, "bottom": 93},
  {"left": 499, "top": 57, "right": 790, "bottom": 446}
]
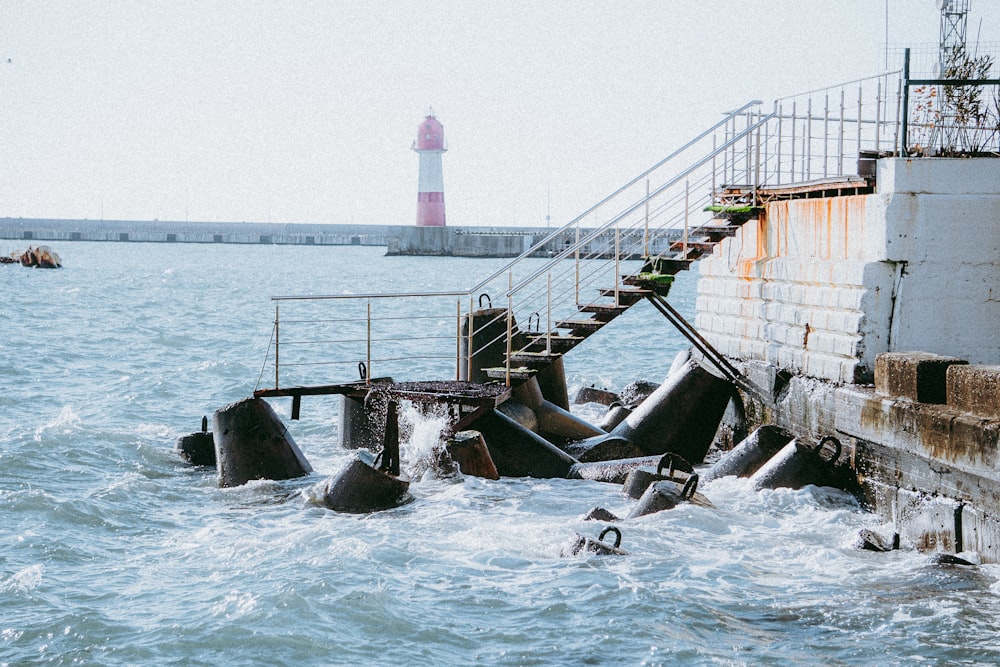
[{"left": 255, "top": 380, "right": 510, "bottom": 407}]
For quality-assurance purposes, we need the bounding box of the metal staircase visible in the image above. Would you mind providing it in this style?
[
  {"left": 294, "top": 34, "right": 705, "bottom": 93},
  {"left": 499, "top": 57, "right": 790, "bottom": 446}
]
[{"left": 253, "top": 69, "right": 904, "bottom": 413}]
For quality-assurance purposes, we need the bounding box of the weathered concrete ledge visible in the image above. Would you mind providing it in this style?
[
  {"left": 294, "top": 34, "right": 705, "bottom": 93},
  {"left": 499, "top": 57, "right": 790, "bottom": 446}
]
[{"left": 875, "top": 351, "right": 967, "bottom": 404}]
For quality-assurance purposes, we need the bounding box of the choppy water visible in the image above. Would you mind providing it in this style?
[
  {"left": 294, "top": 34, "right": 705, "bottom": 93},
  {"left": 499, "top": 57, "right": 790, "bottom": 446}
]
[{"left": 4, "top": 242, "right": 1000, "bottom": 666}]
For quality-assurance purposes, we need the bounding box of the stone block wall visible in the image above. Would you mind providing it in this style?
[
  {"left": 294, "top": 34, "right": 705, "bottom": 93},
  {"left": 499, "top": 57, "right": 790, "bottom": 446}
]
[{"left": 696, "top": 158, "right": 1000, "bottom": 385}]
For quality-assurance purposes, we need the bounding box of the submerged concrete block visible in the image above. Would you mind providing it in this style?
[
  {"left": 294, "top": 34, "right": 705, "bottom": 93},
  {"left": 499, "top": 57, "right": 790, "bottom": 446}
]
[
  {"left": 874, "top": 352, "right": 967, "bottom": 404},
  {"left": 948, "top": 365, "right": 1000, "bottom": 419},
  {"left": 213, "top": 397, "right": 313, "bottom": 488}
]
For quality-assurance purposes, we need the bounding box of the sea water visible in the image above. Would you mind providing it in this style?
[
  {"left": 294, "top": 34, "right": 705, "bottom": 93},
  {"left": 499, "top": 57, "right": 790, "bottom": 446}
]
[{"left": 3, "top": 242, "right": 1000, "bottom": 666}]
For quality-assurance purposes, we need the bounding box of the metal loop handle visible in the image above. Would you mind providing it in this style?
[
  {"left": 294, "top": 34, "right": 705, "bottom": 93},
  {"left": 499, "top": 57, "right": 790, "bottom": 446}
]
[
  {"left": 817, "top": 435, "right": 842, "bottom": 463},
  {"left": 478, "top": 293, "right": 492, "bottom": 309},
  {"left": 358, "top": 361, "right": 368, "bottom": 381},
  {"left": 657, "top": 452, "right": 694, "bottom": 478},
  {"left": 681, "top": 473, "right": 700, "bottom": 500},
  {"left": 599, "top": 526, "right": 622, "bottom": 549}
]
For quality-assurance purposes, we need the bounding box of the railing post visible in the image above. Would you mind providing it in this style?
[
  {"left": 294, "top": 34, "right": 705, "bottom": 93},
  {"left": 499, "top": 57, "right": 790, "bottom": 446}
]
[
  {"left": 574, "top": 223, "right": 581, "bottom": 306},
  {"left": 823, "top": 92, "right": 830, "bottom": 178},
  {"left": 274, "top": 303, "right": 280, "bottom": 389},
  {"left": 505, "top": 270, "right": 513, "bottom": 387},
  {"left": 644, "top": 178, "right": 650, "bottom": 257},
  {"left": 838, "top": 89, "right": 845, "bottom": 177},
  {"left": 614, "top": 218, "right": 621, "bottom": 306},
  {"left": 875, "top": 79, "right": 883, "bottom": 151},
  {"left": 855, "top": 85, "right": 862, "bottom": 173},
  {"left": 683, "top": 180, "right": 689, "bottom": 257},
  {"left": 546, "top": 272, "right": 552, "bottom": 355},
  {"left": 467, "top": 295, "right": 474, "bottom": 380},
  {"left": 790, "top": 100, "right": 797, "bottom": 182},
  {"left": 776, "top": 102, "right": 783, "bottom": 184},
  {"left": 753, "top": 129, "right": 760, "bottom": 207},
  {"left": 366, "top": 301, "right": 372, "bottom": 385},
  {"left": 900, "top": 48, "right": 911, "bottom": 157},
  {"left": 455, "top": 298, "right": 461, "bottom": 380},
  {"left": 806, "top": 97, "right": 813, "bottom": 180}
]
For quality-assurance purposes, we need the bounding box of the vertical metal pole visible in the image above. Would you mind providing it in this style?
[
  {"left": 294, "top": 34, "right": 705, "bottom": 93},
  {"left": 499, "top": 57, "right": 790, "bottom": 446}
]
[
  {"left": 505, "top": 271, "right": 513, "bottom": 387},
  {"left": 574, "top": 223, "right": 580, "bottom": 306},
  {"left": 777, "top": 102, "right": 784, "bottom": 184},
  {"left": 467, "top": 295, "right": 474, "bottom": 380},
  {"left": 546, "top": 272, "right": 552, "bottom": 355},
  {"left": 455, "top": 298, "right": 461, "bottom": 380},
  {"left": 875, "top": 80, "right": 883, "bottom": 151},
  {"left": 806, "top": 97, "right": 813, "bottom": 180},
  {"left": 614, "top": 218, "right": 621, "bottom": 305},
  {"left": 823, "top": 92, "right": 830, "bottom": 178},
  {"left": 683, "top": 180, "right": 689, "bottom": 257},
  {"left": 790, "top": 100, "right": 797, "bottom": 182},
  {"left": 900, "top": 48, "right": 911, "bottom": 157},
  {"left": 366, "top": 301, "right": 372, "bottom": 385},
  {"left": 274, "top": 303, "right": 280, "bottom": 389},
  {"left": 838, "top": 89, "right": 845, "bottom": 176},
  {"left": 855, "top": 85, "right": 862, "bottom": 172},
  {"left": 711, "top": 134, "right": 718, "bottom": 203},
  {"left": 644, "top": 178, "right": 650, "bottom": 257},
  {"left": 753, "top": 129, "right": 760, "bottom": 207}
]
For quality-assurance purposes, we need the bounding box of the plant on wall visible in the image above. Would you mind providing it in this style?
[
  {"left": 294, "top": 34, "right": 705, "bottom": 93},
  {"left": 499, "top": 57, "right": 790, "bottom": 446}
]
[{"left": 908, "top": 46, "right": 999, "bottom": 156}]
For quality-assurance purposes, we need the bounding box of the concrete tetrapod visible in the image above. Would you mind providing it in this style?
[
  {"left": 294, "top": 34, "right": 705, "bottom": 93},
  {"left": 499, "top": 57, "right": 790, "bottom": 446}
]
[
  {"left": 626, "top": 475, "right": 703, "bottom": 519},
  {"left": 322, "top": 400, "right": 411, "bottom": 513},
  {"left": 511, "top": 377, "right": 604, "bottom": 444},
  {"left": 561, "top": 526, "right": 628, "bottom": 556},
  {"left": 472, "top": 409, "right": 579, "bottom": 478},
  {"left": 622, "top": 452, "right": 696, "bottom": 500},
  {"left": 567, "top": 454, "right": 663, "bottom": 484},
  {"left": 444, "top": 430, "right": 499, "bottom": 479},
  {"left": 213, "top": 398, "right": 313, "bottom": 488},
  {"left": 571, "top": 359, "right": 733, "bottom": 463},
  {"left": 701, "top": 425, "right": 794, "bottom": 483},
  {"left": 176, "top": 415, "right": 215, "bottom": 467},
  {"left": 750, "top": 436, "right": 843, "bottom": 491},
  {"left": 321, "top": 450, "right": 411, "bottom": 513}
]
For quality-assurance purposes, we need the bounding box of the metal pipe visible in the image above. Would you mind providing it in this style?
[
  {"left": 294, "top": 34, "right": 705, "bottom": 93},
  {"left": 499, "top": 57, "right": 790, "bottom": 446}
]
[
  {"left": 823, "top": 92, "right": 830, "bottom": 178},
  {"left": 274, "top": 303, "right": 280, "bottom": 389},
  {"left": 901, "top": 48, "right": 911, "bottom": 156},
  {"left": 366, "top": 301, "right": 372, "bottom": 385}
]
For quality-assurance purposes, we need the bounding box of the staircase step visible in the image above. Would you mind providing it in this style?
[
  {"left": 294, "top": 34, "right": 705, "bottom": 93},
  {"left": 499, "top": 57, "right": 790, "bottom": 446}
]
[
  {"left": 637, "top": 257, "right": 692, "bottom": 275},
  {"left": 509, "top": 350, "right": 565, "bottom": 365},
  {"left": 668, "top": 240, "right": 716, "bottom": 254},
  {"left": 484, "top": 367, "right": 535, "bottom": 381},
  {"left": 555, "top": 318, "right": 606, "bottom": 333},
  {"left": 691, "top": 224, "right": 739, "bottom": 241},
  {"left": 598, "top": 287, "right": 649, "bottom": 305},
  {"left": 580, "top": 303, "right": 630, "bottom": 318}
]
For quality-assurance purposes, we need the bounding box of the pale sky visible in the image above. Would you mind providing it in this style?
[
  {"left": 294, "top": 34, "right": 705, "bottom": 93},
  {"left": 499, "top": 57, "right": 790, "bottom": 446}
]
[{"left": 1, "top": 1, "right": 997, "bottom": 227}]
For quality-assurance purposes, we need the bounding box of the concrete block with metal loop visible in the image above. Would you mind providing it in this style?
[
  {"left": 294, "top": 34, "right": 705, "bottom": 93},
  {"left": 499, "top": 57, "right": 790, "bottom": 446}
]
[
  {"left": 459, "top": 295, "right": 516, "bottom": 384},
  {"left": 750, "top": 436, "right": 844, "bottom": 491},
  {"left": 567, "top": 454, "right": 664, "bottom": 484},
  {"left": 701, "top": 425, "right": 794, "bottom": 483},
  {"left": 627, "top": 474, "right": 707, "bottom": 519},
  {"left": 561, "top": 526, "right": 628, "bottom": 557},
  {"left": 622, "top": 452, "right": 696, "bottom": 500},
  {"left": 213, "top": 397, "right": 313, "bottom": 488}
]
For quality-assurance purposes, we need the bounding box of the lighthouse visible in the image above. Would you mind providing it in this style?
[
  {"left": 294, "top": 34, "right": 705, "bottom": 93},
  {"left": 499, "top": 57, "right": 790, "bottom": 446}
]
[{"left": 413, "top": 111, "right": 447, "bottom": 227}]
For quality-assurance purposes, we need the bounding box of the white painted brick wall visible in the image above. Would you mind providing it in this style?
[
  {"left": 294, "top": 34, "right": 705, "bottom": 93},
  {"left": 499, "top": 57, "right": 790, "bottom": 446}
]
[{"left": 695, "top": 158, "right": 1000, "bottom": 384}]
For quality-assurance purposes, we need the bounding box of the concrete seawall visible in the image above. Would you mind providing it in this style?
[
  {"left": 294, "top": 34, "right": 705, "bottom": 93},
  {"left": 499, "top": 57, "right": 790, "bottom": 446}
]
[{"left": 0, "top": 218, "right": 390, "bottom": 246}]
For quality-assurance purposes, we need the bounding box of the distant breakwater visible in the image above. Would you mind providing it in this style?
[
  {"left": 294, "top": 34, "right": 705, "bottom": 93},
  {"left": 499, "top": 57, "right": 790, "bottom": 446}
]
[{"left": 0, "top": 218, "right": 684, "bottom": 257}]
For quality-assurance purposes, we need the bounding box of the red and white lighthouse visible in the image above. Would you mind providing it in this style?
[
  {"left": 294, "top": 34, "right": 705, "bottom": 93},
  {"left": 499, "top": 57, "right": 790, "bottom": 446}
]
[{"left": 413, "top": 111, "right": 447, "bottom": 227}]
